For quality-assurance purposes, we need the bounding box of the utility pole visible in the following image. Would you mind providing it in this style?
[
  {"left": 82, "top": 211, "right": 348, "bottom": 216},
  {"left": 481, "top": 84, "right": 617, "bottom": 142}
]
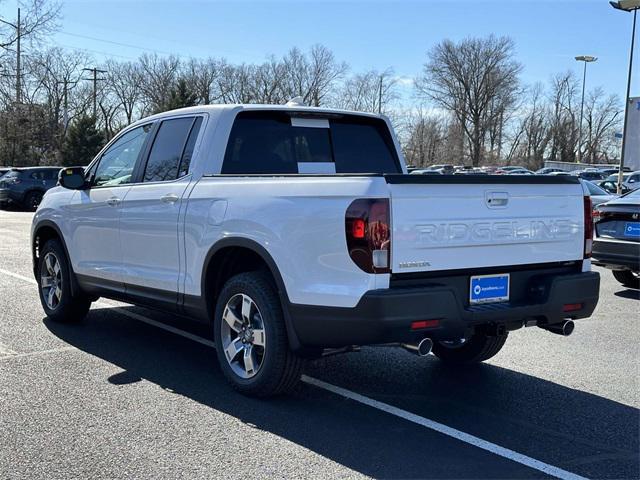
[
  {"left": 378, "top": 74, "right": 383, "bottom": 114},
  {"left": 82, "top": 67, "right": 107, "bottom": 119},
  {"left": 0, "top": 7, "right": 22, "bottom": 103}
]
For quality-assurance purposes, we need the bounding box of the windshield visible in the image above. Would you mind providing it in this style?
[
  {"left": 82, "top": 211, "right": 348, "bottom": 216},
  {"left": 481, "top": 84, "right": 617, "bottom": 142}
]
[
  {"left": 606, "top": 174, "right": 629, "bottom": 182},
  {"left": 585, "top": 181, "right": 608, "bottom": 196}
]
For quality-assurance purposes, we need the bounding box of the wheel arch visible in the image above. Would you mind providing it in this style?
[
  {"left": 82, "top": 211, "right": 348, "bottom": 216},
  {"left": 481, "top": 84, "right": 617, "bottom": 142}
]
[
  {"left": 201, "top": 237, "right": 304, "bottom": 352},
  {"left": 32, "top": 220, "right": 81, "bottom": 297}
]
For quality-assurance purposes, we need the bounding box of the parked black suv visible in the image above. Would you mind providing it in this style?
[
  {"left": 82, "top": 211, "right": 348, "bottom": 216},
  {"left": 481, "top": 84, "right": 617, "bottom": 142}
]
[{"left": 0, "top": 167, "right": 62, "bottom": 211}]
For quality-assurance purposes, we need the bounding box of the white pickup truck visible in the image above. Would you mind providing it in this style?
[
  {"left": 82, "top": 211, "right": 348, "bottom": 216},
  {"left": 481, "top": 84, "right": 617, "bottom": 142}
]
[{"left": 32, "top": 103, "right": 600, "bottom": 396}]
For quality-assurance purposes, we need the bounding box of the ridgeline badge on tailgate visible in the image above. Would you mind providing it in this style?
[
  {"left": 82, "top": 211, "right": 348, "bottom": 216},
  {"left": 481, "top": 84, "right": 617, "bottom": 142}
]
[{"left": 416, "top": 219, "right": 579, "bottom": 247}]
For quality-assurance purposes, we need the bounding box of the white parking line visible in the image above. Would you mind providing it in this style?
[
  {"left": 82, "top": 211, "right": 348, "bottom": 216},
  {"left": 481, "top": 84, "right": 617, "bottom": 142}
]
[
  {"left": 0, "top": 268, "right": 37, "bottom": 285},
  {"left": 301, "top": 376, "right": 586, "bottom": 480},
  {"left": 0, "top": 267, "right": 587, "bottom": 480}
]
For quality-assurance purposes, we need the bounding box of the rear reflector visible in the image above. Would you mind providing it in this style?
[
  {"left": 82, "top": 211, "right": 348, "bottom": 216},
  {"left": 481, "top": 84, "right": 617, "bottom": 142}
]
[
  {"left": 562, "top": 303, "right": 583, "bottom": 312},
  {"left": 411, "top": 319, "right": 440, "bottom": 330}
]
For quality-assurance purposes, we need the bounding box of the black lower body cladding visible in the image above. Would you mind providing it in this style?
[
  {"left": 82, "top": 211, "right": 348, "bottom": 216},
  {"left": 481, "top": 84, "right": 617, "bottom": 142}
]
[{"left": 288, "top": 264, "right": 600, "bottom": 349}]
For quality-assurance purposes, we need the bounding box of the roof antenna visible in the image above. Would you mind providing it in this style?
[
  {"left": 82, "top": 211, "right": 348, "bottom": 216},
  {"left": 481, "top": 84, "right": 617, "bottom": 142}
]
[{"left": 285, "top": 96, "right": 306, "bottom": 107}]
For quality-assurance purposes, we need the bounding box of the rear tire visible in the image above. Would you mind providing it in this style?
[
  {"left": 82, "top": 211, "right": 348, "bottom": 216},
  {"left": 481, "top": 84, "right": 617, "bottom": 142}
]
[
  {"left": 612, "top": 270, "right": 640, "bottom": 289},
  {"left": 213, "top": 271, "right": 304, "bottom": 397},
  {"left": 432, "top": 332, "right": 508, "bottom": 365},
  {"left": 24, "top": 191, "right": 43, "bottom": 211},
  {"left": 37, "top": 239, "right": 91, "bottom": 323}
]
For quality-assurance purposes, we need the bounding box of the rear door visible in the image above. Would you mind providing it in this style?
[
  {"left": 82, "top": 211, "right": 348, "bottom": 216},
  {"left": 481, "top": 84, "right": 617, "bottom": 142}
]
[
  {"left": 387, "top": 177, "right": 586, "bottom": 274},
  {"left": 119, "top": 115, "right": 203, "bottom": 297}
]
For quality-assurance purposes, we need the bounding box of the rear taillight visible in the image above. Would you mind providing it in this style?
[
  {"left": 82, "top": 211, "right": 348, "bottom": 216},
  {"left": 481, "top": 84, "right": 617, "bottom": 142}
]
[
  {"left": 592, "top": 207, "right": 601, "bottom": 223},
  {"left": 345, "top": 198, "right": 391, "bottom": 273},
  {"left": 584, "top": 196, "right": 593, "bottom": 258}
]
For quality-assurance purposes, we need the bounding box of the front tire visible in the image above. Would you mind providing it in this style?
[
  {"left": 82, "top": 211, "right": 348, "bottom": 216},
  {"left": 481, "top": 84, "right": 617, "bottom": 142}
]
[
  {"left": 432, "top": 332, "right": 508, "bottom": 365},
  {"left": 37, "top": 239, "right": 91, "bottom": 323},
  {"left": 612, "top": 270, "right": 640, "bottom": 289},
  {"left": 24, "top": 191, "right": 43, "bottom": 211},
  {"left": 213, "top": 272, "right": 303, "bottom": 397}
]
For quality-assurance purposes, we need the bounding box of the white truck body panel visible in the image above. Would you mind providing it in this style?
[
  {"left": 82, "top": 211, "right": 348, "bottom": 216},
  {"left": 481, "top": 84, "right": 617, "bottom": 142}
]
[{"left": 389, "top": 183, "right": 585, "bottom": 274}]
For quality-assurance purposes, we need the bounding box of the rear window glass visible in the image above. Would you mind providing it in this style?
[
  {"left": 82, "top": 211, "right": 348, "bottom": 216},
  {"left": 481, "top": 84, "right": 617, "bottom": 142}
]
[{"left": 221, "top": 111, "right": 400, "bottom": 175}]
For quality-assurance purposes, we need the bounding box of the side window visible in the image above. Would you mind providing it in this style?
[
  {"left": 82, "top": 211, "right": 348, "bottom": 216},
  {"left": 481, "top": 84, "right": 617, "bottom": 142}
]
[
  {"left": 178, "top": 117, "right": 203, "bottom": 177},
  {"left": 629, "top": 175, "right": 638, "bottom": 183},
  {"left": 30, "top": 171, "right": 45, "bottom": 180},
  {"left": 93, "top": 125, "right": 152, "bottom": 187},
  {"left": 143, "top": 117, "right": 196, "bottom": 183},
  {"left": 43, "top": 169, "right": 59, "bottom": 180}
]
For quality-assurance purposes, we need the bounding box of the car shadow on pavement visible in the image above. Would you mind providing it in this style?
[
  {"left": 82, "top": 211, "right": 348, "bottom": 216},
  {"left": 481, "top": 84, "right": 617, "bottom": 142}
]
[
  {"left": 44, "top": 305, "right": 640, "bottom": 480},
  {"left": 614, "top": 288, "right": 640, "bottom": 300}
]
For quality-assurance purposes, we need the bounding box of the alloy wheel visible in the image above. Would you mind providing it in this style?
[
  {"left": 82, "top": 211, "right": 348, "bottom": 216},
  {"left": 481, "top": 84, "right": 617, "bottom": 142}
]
[
  {"left": 41, "top": 252, "right": 62, "bottom": 310},
  {"left": 220, "top": 293, "right": 266, "bottom": 379}
]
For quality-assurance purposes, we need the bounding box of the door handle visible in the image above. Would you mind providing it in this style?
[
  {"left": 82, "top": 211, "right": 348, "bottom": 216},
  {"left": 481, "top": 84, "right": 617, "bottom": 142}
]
[
  {"left": 160, "top": 193, "right": 179, "bottom": 204},
  {"left": 106, "top": 196, "right": 121, "bottom": 207}
]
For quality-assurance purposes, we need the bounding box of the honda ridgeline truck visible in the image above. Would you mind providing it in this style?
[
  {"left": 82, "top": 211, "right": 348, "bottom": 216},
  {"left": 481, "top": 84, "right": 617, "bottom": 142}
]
[{"left": 31, "top": 102, "right": 600, "bottom": 396}]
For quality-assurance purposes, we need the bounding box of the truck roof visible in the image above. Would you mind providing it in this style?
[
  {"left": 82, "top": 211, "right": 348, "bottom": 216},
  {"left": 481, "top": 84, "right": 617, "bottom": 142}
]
[{"left": 132, "top": 103, "right": 386, "bottom": 128}]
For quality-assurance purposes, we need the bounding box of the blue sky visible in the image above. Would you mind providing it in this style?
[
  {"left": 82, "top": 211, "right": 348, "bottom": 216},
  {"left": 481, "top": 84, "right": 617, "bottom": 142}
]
[{"left": 1, "top": 0, "right": 638, "bottom": 100}]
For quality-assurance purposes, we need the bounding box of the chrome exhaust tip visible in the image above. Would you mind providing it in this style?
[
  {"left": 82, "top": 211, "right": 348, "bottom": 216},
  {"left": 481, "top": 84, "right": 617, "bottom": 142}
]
[
  {"left": 541, "top": 320, "right": 575, "bottom": 337},
  {"left": 401, "top": 338, "right": 433, "bottom": 357}
]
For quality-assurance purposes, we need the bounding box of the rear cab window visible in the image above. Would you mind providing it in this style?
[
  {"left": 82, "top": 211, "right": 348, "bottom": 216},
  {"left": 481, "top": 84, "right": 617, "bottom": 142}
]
[{"left": 221, "top": 111, "right": 401, "bottom": 175}]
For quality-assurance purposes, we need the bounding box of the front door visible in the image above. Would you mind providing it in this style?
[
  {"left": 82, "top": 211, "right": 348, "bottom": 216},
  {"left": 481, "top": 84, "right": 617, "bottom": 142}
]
[{"left": 66, "top": 124, "right": 153, "bottom": 291}]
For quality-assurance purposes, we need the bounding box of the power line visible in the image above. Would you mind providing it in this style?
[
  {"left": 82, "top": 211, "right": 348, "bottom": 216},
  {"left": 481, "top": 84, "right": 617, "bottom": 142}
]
[{"left": 59, "top": 31, "right": 176, "bottom": 56}]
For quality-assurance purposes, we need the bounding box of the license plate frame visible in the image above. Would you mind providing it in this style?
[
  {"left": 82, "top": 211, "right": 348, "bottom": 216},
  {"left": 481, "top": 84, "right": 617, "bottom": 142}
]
[
  {"left": 623, "top": 222, "right": 640, "bottom": 238},
  {"left": 469, "top": 273, "right": 510, "bottom": 305}
]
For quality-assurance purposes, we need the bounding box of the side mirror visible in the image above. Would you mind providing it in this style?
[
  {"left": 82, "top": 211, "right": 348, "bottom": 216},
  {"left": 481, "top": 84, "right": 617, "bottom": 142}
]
[{"left": 59, "top": 167, "right": 87, "bottom": 190}]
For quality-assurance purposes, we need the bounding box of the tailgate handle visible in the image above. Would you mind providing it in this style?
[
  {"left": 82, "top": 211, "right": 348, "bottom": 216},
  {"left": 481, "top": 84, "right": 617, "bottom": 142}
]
[{"left": 486, "top": 191, "right": 509, "bottom": 208}]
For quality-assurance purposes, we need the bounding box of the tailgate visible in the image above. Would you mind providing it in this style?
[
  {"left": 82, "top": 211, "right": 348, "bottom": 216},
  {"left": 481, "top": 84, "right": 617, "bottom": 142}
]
[{"left": 387, "top": 176, "right": 585, "bottom": 274}]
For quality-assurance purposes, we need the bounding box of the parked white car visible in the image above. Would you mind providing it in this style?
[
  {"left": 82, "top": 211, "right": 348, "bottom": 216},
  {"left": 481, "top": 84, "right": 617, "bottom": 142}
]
[{"left": 31, "top": 104, "right": 600, "bottom": 396}]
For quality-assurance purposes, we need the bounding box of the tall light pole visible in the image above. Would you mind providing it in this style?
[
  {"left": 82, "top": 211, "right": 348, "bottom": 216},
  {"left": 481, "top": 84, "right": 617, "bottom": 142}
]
[
  {"left": 610, "top": 0, "right": 640, "bottom": 193},
  {"left": 575, "top": 55, "right": 597, "bottom": 163}
]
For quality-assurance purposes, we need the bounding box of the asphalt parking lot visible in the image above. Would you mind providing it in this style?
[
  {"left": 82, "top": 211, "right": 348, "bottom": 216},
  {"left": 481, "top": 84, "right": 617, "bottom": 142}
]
[{"left": 0, "top": 210, "right": 638, "bottom": 479}]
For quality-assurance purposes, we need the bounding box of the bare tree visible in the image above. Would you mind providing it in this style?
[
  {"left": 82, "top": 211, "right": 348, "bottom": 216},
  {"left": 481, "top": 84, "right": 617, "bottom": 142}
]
[
  {"left": 0, "top": 0, "right": 60, "bottom": 49},
  {"left": 401, "top": 109, "right": 448, "bottom": 167},
  {"left": 104, "top": 60, "right": 143, "bottom": 124},
  {"left": 281, "top": 45, "right": 347, "bottom": 106},
  {"left": 185, "top": 57, "right": 223, "bottom": 105},
  {"left": 339, "top": 68, "right": 399, "bottom": 115},
  {"left": 138, "top": 53, "right": 181, "bottom": 114},
  {"left": 583, "top": 88, "right": 622, "bottom": 163},
  {"left": 547, "top": 71, "right": 579, "bottom": 162},
  {"left": 416, "top": 35, "right": 522, "bottom": 166}
]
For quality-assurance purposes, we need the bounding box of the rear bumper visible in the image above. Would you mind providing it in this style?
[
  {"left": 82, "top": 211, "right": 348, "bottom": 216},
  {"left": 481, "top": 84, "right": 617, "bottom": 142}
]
[
  {"left": 288, "top": 271, "right": 600, "bottom": 348},
  {"left": 592, "top": 238, "right": 640, "bottom": 271}
]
